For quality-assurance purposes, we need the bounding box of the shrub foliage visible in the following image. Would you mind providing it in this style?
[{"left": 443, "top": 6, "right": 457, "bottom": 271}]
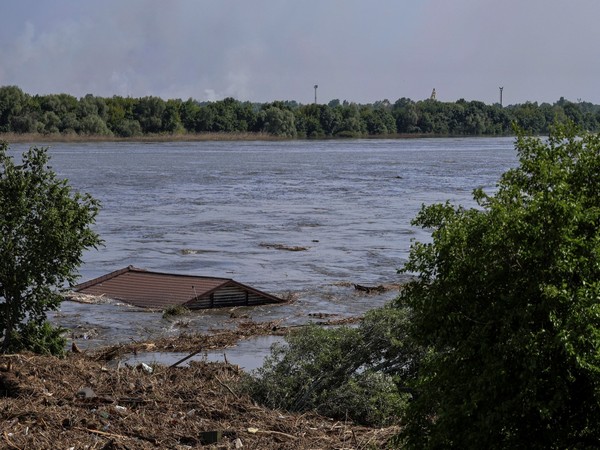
[
  {"left": 243, "top": 305, "right": 423, "bottom": 426},
  {"left": 0, "top": 142, "right": 101, "bottom": 354},
  {"left": 400, "top": 124, "right": 600, "bottom": 448}
]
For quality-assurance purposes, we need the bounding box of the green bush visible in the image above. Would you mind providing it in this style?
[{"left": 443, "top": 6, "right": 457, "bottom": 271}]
[
  {"left": 9, "top": 321, "right": 66, "bottom": 356},
  {"left": 0, "top": 143, "right": 101, "bottom": 354},
  {"left": 243, "top": 304, "right": 421, "bottom": 426},
  {"left": 325, "top": 371, "right": 409, "bottom": 426},
  {"left": 399, "top": 124, "right": 600, "bottom": 448}
]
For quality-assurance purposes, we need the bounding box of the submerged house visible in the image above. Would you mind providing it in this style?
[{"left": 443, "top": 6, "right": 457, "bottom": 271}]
[{"left": 72, "top": 266, "right": 282, "bottom": 310}]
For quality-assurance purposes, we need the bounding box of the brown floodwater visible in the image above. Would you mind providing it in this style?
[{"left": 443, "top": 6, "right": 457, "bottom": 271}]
[{"left": 8, "top": 137, "right": 518, "bottom": 352}]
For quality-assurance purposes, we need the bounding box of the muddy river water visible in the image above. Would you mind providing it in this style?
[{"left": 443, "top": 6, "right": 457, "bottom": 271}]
[{"left": 11, "top": 137, "right": 518, "bottom": 357}]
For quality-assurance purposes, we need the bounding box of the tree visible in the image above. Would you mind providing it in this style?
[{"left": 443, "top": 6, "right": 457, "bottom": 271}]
[
  {"left": 0, "top": 86, "right": 28, "bottom": 132},
  {"left": 295, "top": 104, "right": 324, "bottom": 138},
  {"left": 0, "top": 142, "right": 101, "bottom": 354},
  {"left": 509, "top": 101, "right": 547, "bottom": 134},
  {"left": 79, "top": 115, "right": 112, "bottom": 136},
  {"left": 106, "top": 96, "right": 139, "bottom": 136},
  {"left": 319, "top": 104, "right": 342, "bottom": 136},
  {"left": 134, "top": 96, "right": 166, "bottom": 133},
  {"left": 361, "top": 105, "right": 397, "bottom": 135},
  {"left": 39, "top": 111, "right": 61, "bottom": 134},
  {"left": 393, "top": 98, "right": 419, "bottom": 133},
  {"left": 258, "top": 106, "right": 297, "bottom": 137},
  {"left": 210, "top": 98, "right": 238, "bottom": 132},
  {"left": 162, "top": 99, "right": 184, "bottom": 133},
  {"left": 399, "top": 124, "right": 600, "bottom": 449},
  {"left": 234, "top": 100, "right": 259, "bottom": 132},
  {"left": 179, "top": 98, "right": 202, "bottom": 132},
  {"left": 335, "top": 103, "right": 366, "bottom": 137}
]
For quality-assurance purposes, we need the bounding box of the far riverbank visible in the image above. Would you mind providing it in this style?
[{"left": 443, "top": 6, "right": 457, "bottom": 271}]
[
  {"left": 0, "top": 131, "right": 281, "bottom": 144},
  {"left": 0, "top": 131, "right": 489, "bottom": 144}
]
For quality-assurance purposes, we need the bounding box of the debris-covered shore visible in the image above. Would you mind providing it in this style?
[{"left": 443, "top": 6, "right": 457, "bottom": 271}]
[{"left": 0, "top": 351, "right": 399, "bottom": 449}]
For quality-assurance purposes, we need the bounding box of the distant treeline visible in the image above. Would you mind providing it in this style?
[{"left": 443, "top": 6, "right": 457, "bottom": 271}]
[{"left": 1, "top": 85, "right": 599, "bottom": 138}]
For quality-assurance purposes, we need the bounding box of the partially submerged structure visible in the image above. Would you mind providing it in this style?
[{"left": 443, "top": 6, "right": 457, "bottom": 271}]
[{"left": 72, "top": 266, "right": 282, "bottom": 310}]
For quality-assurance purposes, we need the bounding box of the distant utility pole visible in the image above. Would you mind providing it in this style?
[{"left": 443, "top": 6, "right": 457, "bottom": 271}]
[
  {"left": 499, "top": 87, "right": 504, "bottom": 107},
  {"left": 314, "top": 85, "right": 318, "bottom": 104}
]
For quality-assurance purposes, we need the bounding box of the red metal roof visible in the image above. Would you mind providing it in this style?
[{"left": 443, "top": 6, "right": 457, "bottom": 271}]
[{"left": 73, "top": 266, "right": 282, "bottom": 309}]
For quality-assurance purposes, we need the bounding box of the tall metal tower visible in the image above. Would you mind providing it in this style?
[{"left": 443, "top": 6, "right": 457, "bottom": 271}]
[
  {"left": 499, "top": 87, "right": 504, "bottom": 107},
  {"left": 314, "top": 85, "right": 318, "bottom": 104}
]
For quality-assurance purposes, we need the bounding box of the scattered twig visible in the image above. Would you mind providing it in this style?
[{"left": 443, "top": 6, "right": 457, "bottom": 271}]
[
  {"left": 169, "top": 347, "right": 204, "bottom": 368},
  {"left": 75, "top": 427, "right": 128, "bottom": 440},
  {"left": 216, "top": 375, "right": 240, "bottom": 399},
  {"left": 248, "top": 429, "right": 298, "bottom": 440},
  {"left": 2, "top": 432, "right": 22, "bottom": 450}
]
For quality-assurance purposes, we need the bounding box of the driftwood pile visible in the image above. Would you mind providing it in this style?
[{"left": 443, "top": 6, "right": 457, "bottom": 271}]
[
  {"left": 89, "top": 317, "right": 364, "bottom": 362},
  {"left": 0, "top": 305, "right": 399, "bottom": 448},
  {"left": 0, "top": 352, "right": 398, "bottom": 449}
]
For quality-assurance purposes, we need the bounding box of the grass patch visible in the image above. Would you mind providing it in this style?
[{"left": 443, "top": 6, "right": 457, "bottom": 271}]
[{"left": 162, "top": 304, "right": 190, "bottom": 318}]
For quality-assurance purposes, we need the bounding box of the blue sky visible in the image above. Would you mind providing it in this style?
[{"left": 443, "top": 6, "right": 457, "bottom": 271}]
[{"left": 1, "top": 0, "right": 599, "bottom": 105}]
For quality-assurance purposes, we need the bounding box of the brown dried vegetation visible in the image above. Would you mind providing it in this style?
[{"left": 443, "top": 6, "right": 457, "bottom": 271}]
[
  {"left": 91, "top": 318, "right": 364, "bottom": 361},
  {"left": 0, "top": 353, "right": 398, "bottom": 449}
]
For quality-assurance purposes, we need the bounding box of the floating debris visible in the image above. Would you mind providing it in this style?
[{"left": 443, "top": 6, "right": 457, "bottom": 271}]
[
  {"left": 64, "top": 292, "right": 113, "bottom": 304},
  {"left": 354, "top": 284, "right": 386, "bottom": 294},
  {"left": 259, "top": 243, "right": 309, "bottom": 251},
  {"left": 308, "top": 312, "right": 337, "bottom": 319},
  {"left": 353, "top": 283, "right": 404, "bottom": 294},
  {"left": 180, "top": 248, "right": 218, "bottom": 255}
]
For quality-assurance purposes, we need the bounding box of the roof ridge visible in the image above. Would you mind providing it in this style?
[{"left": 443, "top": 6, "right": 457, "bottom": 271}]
[
  {"left": 74, "top": 265, "right": 137, "bottom": 291},
  {"left": 74, "top": 266, "right": 234, "bottom": 291},
  {"left": 127, "top": 267, "right": 234, "bottom": 281}
]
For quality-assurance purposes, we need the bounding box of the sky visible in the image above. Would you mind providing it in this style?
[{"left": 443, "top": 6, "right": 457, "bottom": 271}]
[{"left": 1, "top": 0, "right": 599, "bottom": 106}]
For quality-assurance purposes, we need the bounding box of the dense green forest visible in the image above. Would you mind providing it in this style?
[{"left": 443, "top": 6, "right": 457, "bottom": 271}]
[{"left": 1, "top": 85, "right": 599, "bottom": 138}]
